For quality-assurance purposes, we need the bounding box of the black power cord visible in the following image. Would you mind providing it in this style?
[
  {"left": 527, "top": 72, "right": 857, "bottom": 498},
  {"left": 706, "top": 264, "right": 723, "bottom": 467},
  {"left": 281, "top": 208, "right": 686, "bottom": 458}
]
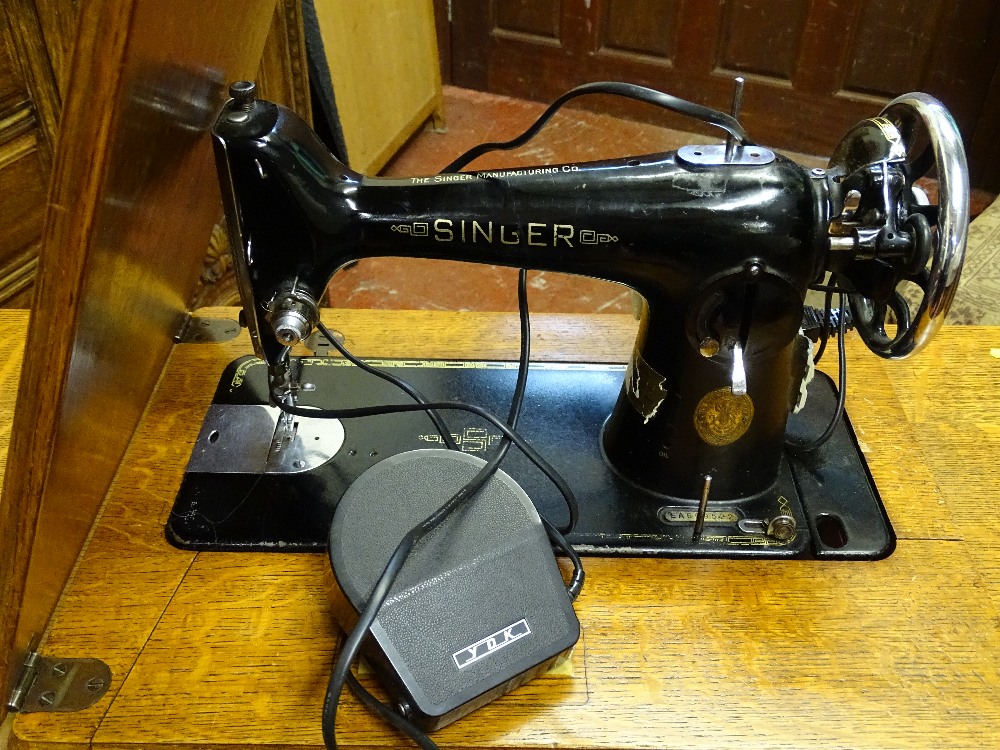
[
  {"left": 787, "top": 290, "right": 848, "bottom": 453},
  {"left": 314, "top": 319, "right": 459, "bottom": 451},
  {"left": 285, "top": 271, "right": 583, "bottom": 749},
  {"left": 811, "top": 286, "right": 835, "bottom": 365},
  {"left": 442, "top": 81, "right": 752, "bottom": 173},
  {"left": 342, "top": 269, "right": 583, "bottom": 749}
]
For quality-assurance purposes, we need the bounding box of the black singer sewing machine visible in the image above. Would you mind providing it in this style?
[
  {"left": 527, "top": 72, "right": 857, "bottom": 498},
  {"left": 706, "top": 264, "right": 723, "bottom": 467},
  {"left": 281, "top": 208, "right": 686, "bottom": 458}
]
[{"left": 168, "top": 80, "right": 968, "bottom": 560}]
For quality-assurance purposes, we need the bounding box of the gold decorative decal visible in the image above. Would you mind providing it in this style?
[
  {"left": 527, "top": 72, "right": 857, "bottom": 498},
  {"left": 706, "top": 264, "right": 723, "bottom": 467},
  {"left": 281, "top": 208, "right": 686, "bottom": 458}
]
[
  {"left": 776, "top": 495, "right": 792, "bottom": 516},
  {"left": 871, "top": 116, "right": 902, "bottom": 143},
  {"left": 700, "top": 534, "right": 786, "bottom": 547},
  {"left": 388, "top": 217, "right": 618, "bottom": 247},
  {"left": 230, "top": 358, "right": 264, "bottom": 389},
  {"left": 693, "top": 387, "right": 754, "bottom": 446},
  {"left": 418, "top": 426, "right": 503, "bottom": 453}
]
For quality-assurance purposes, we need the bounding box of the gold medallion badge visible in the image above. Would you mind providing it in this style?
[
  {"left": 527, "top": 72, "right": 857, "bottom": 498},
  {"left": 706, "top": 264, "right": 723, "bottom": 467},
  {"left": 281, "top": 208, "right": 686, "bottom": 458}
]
[{"left": 693, "top": 387, "right": 754, "bottom": 446}]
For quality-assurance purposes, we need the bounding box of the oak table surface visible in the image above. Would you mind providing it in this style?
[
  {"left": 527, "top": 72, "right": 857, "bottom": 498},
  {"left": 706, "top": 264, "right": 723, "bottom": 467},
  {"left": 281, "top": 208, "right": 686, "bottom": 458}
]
[{"left": 10, "top": 308, "right": 1000, "bottom": 750}]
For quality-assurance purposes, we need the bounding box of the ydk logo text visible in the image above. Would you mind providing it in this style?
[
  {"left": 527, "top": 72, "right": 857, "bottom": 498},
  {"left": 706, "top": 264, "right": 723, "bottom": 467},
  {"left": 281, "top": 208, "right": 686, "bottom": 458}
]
[{"left": 453, "top": 619, "right": 531, "bottom": 669}]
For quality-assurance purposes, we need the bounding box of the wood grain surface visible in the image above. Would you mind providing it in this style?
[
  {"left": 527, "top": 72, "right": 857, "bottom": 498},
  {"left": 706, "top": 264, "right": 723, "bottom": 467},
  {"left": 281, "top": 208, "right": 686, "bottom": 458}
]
[
  {"left": 11, "top": 309, "right": 1000, "bottom": 749},
  {"left": 0, "top": 310, "right": 28, "bottom": 470},
  {"left": 0, "top": 0, "right": 279, "bottom": 724},
  {"left": 314, "top": 0, "right": 443, "bottom": 174}
]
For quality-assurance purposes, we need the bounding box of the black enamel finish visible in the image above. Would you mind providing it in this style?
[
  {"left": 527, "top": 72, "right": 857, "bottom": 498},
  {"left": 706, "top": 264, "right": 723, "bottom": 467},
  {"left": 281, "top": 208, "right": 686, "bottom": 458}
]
[
  {"left": 212, "top": 98, "right": 833, "bottom": 503},
  {"left": 168, "top": 358, "right": 893, "bottom": 560}
]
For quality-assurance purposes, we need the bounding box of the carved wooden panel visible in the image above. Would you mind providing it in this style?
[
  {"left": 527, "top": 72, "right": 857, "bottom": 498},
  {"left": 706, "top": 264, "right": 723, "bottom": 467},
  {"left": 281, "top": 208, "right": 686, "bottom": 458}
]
[
  {"left": 0, "top": 19, "right": 25, "bottom": 101},
  {"left": 0, "top": 133, "right": 46, "bottom": 281},
  {"left": 30, "top": 0, "right": 80, "bottom": 96},
  {"left": 0, "top": 1, "right": 59, "bottom": 308},
  {"left": 257, "top": 0, "right": 312, "bottom": 119},
  {"left": 2, "top": 0, "right": 61, "bottom": 159},
  {"left": 0, "top": 0, "right": 312, "bottom": 310}
]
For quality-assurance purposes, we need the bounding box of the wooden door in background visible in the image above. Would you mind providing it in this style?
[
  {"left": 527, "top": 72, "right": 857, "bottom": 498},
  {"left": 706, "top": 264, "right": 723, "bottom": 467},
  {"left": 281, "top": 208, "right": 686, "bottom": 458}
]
[{"left": 445, "top": 0, "right": 1000, "bottom": 190}]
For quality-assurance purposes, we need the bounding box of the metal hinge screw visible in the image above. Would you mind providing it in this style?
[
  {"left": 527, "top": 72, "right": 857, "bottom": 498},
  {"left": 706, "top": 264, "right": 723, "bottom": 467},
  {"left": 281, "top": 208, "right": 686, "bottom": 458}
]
[{"left": 6, "top": 652, "right": 112, "bottom": 714}]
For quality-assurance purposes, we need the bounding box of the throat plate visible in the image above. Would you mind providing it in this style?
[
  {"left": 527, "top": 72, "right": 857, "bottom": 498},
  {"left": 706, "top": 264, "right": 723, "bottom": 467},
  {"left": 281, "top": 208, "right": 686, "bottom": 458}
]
[{"left": 185, "top": 403, "right": 345, "bottom": 474}]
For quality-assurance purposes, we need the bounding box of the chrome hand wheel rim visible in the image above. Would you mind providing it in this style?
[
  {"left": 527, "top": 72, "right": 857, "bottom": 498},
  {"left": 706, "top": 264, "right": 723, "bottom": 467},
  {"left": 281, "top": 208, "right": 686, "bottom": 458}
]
[{"left": 854, "top": 93, "right": 969, "bottom": 359}]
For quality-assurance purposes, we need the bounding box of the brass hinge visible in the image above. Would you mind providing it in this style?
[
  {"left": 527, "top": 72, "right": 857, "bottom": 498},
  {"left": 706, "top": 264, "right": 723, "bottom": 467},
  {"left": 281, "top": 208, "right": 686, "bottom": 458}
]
[
  {"left": 173, "top": 313, "right": 241, "bottom": 344},
  {"left": 7, "top": 651, "right": 111, "bottom": 713}
]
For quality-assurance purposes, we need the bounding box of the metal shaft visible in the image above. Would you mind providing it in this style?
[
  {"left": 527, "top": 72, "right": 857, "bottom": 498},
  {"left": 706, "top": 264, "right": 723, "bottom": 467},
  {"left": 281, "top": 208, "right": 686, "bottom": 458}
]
[
  {"left": 692, "top": 474, "right": 713, "bottom": 542},
  {"left": 725, "top": 77, "right": 746, "bottom": 163}
]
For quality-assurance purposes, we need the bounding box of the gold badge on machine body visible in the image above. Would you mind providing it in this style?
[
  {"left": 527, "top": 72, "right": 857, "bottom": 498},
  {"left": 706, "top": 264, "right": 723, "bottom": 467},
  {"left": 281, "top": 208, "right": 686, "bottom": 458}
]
[{"left": 693, "top": 387, "right": 754, "bottom": 446}]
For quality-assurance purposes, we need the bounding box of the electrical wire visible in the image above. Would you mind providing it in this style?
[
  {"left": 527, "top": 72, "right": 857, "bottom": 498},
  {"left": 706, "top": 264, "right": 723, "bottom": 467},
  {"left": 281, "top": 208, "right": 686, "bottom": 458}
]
[
  {"left": 504, "top": 273, "right": 584, "bottom": 601},
  {"left": 278, "top": 397, "right": 578, "bottom": 532},
  {"left": 314, "top": 320, "right": 458, "bottom": 450},
  {"left": 812, "top": 286, "right": 834, "bottom": 364},
  {"left": 807, "top": 273, "right": 855, "bottom": 364},
  {"left": 312, "top": 270, "right": 583, "bottom": 749},
  {"left": 808, "top": 282, "right": 851, "bottom": 295},
  {"left": 541, "top": 518, "right": 585, "bottom": 600},
  {"left": 343, "top": 672, "right": 437, "bottom": 750},
  {"left": 787, "top": 291, "right": 848, "bottom": 453},
  {"left": 442, "top": 81, "right": 753, "bottom": 173}
]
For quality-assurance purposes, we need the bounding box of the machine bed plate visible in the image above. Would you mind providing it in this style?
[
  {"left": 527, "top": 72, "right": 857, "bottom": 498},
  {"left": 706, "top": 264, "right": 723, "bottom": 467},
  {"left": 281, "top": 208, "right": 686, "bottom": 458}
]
[{"left": 167, "top": 357, "right": 893, "bottom": 559}]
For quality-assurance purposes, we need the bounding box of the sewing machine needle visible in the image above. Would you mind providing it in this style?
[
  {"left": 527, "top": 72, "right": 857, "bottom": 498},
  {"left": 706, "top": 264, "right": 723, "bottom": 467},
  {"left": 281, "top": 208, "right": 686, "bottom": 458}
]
[{"left": 692, "top": 475, "right": 713, "bottom": 543}]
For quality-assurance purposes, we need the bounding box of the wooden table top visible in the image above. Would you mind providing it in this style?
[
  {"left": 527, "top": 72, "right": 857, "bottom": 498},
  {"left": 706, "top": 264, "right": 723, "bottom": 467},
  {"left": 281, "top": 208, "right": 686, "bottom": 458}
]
[{"left": 11, "top": 308, "right": 1000, "bottom": 750}]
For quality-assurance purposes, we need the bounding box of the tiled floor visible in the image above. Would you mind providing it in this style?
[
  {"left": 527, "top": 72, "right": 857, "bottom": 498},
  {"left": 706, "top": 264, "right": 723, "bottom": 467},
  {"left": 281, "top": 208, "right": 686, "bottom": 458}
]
[{"left": 325, "top": 86, "right": 995, "bottom": 315}]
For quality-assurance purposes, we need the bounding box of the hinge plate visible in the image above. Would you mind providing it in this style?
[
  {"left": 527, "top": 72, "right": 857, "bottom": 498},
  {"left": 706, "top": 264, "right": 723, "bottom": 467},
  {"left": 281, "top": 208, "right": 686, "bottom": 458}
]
[
  {"left": 7, "top": 652, "right": 112, "bottom": 713},
  {"left": 174, "top": 313, "right": 241, "bottom": 344}
]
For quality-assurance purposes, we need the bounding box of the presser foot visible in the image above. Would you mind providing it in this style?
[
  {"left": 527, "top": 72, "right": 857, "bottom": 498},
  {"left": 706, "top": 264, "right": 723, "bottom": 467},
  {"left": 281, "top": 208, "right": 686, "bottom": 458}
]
[{"left": 167, "top": 357, "right": 893, "bottom": 560}]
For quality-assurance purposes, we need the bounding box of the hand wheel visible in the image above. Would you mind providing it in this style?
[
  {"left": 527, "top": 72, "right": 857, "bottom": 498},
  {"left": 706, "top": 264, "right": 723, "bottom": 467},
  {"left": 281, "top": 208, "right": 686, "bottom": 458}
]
[{"left": 842, "top": 93, "right": 969, "bottom": 358}]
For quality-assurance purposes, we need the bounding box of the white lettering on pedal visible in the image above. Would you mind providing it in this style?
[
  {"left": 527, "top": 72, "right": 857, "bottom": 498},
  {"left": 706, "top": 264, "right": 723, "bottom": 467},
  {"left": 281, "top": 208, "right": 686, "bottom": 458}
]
[{"left": 453, "top": 619, "right": 531, "bottom": 669}]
